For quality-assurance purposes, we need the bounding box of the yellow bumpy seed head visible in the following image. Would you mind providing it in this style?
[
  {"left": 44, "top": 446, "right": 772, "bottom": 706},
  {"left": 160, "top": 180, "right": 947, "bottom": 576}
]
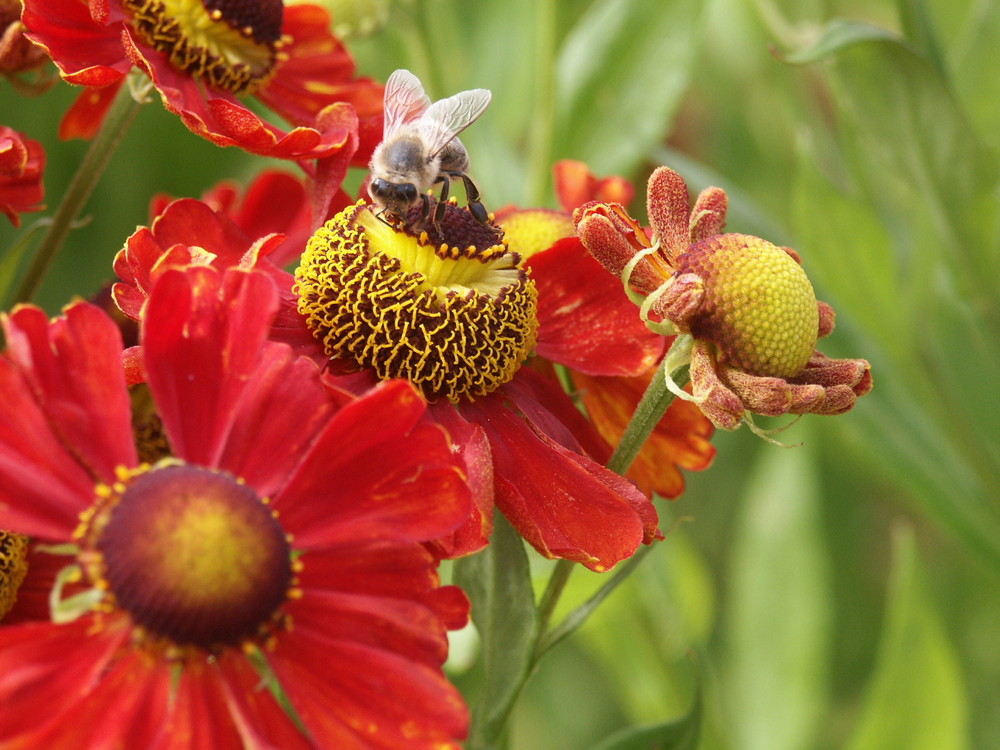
[
  {"left": 295, "top": 201, "right": 539, "bottom": 403},
  {"left": 678, "top": 234, "right": 818, "bottom": 377}
]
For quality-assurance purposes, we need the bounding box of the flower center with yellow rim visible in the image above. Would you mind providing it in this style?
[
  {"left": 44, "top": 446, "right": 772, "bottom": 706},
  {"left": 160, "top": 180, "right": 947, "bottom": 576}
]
[
  {"left": 680, "top": 234, "right": 818, "bottom": 377},
  {"left": 84, "top": 462, "right": 294, "bottom": 649},
  {"left": 0, "top": 530, "right": 29, "bottom": 620},
  {"left": 295, "top": 201, "right": 539, "bottom": 403},
  {"left": 122, "top": 0, "right": 284, "bottom": 95}
]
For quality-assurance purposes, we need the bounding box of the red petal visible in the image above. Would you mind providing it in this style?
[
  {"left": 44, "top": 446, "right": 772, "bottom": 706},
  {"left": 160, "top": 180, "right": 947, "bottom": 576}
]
[
  {"left": 142, "top": 267, "right": 279, "bottom": 467},
  {"left": 152, "top": 658, "right": 248, "bottom": 750},
  {"left": 0, "top": 127, "right": 45, "bottom": 226},
  {"left": 20, "top": 0, "right": 130, "bottom": 86},
  {"left": 272, "top": 632, "right": 468, "bottom": 749},
  {"left": 426, "top": 403, "right": 494, "bottom": 559},
  {"left": 217, "top": 348, "right": 336, "bottom": 499},
  {"left": 4, "top": 302, "right": 135, "bottom": 483},
  {"left": 290, "top": 576, "right": 452, "bottom": 666},
  {"left": 209, "top": 655, "right": 315, "bottom": 750},
  {"left": 275, "top": 381, "right": 471, "bottom": 549},
  {"left": 0, "top": 615, "right": 131, "bottom": 740},
  {"left": 462, "top": 396, "right": 658, "bottom": 572},
  {"left": 0, "top": 356, "right": 93, "bottom": 539},
  {"left": 59, "top": 81, "right": 123, "bottom": 140},
  {"left": 530, "top": 237, "right": 664, "bottom": 375}
]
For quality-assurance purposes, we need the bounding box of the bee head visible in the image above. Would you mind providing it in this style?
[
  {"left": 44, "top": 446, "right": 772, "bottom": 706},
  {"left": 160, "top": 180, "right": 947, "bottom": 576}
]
[{"left": 370, "top": 178, "right": 419, "bottom": 209}]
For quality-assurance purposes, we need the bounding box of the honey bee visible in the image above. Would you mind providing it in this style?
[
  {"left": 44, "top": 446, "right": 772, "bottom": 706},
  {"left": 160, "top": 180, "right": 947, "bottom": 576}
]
[{"left": 368, "top": 69, "right": 492, "bottom": 225}]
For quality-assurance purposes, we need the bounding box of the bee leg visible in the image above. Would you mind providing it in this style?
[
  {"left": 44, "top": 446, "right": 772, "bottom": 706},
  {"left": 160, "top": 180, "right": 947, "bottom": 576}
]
[
  {"left": 433, "top": 175, "right": 452, "bottom": 224},
  {"left": 451, "top": 172, "right": 489, "bottom": 224}
]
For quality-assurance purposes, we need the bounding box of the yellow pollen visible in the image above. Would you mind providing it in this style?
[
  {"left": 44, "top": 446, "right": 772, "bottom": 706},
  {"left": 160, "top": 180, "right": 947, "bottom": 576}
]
[
  {"left": 123, "top": 0, "right": 283, "bottom": 95},
  {"left": 498, "top": 209, "right": 575, "bottom": 260},
  {"left": 295, "top": 202, "right": 539, "bottom": 403}
]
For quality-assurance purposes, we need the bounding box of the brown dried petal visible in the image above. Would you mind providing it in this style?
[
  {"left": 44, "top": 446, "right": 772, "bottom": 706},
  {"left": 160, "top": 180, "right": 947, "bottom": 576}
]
[
  {"left": 646, "top": 167, "right": 692, "bottom": 265},
  {"left": 689, "top": 187, "right": 728, "bottom": 242},
  {"left": 817, "top": 300, "right": 836, "bottom": 338},
  {"left": 690, "top": 340, "right": 745, "bottom": 430}
]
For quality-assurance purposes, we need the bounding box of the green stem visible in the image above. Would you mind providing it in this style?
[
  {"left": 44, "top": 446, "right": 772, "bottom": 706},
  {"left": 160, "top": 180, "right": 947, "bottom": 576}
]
[
  {"left": 13, "top": 78, "right": 146, "bottom": 304},
  {"left": 531, "top": 346, "right": 693, "bottom": 670}
]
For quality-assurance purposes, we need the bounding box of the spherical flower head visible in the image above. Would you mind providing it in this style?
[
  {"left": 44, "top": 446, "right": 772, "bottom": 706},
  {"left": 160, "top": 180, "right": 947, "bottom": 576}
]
[
  {"left": 0, "top": 531, "right": 29, "bottom": 620},
  {"left": 576, "top": 165, "right": 872, "bottom": 431}
]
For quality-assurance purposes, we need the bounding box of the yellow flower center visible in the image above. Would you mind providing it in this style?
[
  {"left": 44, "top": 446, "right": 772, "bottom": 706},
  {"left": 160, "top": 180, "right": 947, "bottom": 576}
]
[
  {"left": 89, "top": 463, "right": 294, "bottom": 649},
  {"left": 498, "top": 208, "right": 575, "bottom": 260},
  {"left": 295, "top": 202, "right": 539, "bottom": 403},
  {"left": 681, "top": 234, "right": 818, "bottom": 377},
  {"left": 123, "top": 0, "right": 284, "bottom": 95},
  {"left": 0, "top": 530, "right": 29, "bottom": 621}
]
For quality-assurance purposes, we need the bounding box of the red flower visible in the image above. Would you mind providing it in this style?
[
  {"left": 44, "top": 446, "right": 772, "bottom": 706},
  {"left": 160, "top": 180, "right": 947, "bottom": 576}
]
[
  {"left": 0, "top": 265, "right": 471, "bottom": 747},
  {"left": 0, "top": 125, "right": 45, "bottom": 227},
  {"left": 21, "top": 0, "right": 383, "bottom": 162},
  {"left": 497, "top": 161, "right": 716, "bottom": 499}
]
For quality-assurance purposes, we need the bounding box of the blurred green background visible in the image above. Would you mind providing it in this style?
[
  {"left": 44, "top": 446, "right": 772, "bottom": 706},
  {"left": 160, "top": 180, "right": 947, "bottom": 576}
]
[{"left": 2, "top": 0, "right": 998, "bottom": 748}]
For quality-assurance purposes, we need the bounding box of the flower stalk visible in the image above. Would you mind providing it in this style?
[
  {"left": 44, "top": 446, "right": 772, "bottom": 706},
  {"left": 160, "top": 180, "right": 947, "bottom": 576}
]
[{"left": 13, "top": 77, "right": 147, "bottom": 303}]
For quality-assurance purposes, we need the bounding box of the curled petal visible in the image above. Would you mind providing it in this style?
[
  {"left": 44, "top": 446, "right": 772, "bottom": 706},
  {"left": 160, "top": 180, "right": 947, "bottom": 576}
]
[
  {"left": 651, "top": 272, "right": 705, "bottom": 329},
  {"left": 575, "top": 205, "right": 666, "bottom": 294},
  {"left": 817, "top": 300, "right": 836, "bottom": 338},
  {"left": 689, "top": 186, "right": 728, "bottom": 242},
  {"left": 723, "top": 367, "right": 825, "bottom": 417},
  {"left": 646, "top": 166, "right": 692, "bottom": 264},
  {"left": 689, "top": 340, "right": 745, "bottom": 430}
]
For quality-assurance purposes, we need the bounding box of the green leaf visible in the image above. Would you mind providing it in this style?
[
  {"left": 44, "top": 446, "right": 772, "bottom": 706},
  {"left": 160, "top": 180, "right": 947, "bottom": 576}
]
[
  {"left": 778, "top": 19, "right": 902, "bottom": 65},
  {"left": 553, "top": 0, "right": 701, "bottom": 178},
  {"left": 845, "top": 526, "right": 969, "bottom": 750},
  {"left": 787, "top": 19, "right": 1000, "bottom": 570},
  {"left": 454, "top": 511, "right": 539, "bottom": 749},
  {"left": 585, "top": 686, "right": 701, "bottom": 750},
  {"left": 724, "top": 429, "right": 831, "bottom": 750}
]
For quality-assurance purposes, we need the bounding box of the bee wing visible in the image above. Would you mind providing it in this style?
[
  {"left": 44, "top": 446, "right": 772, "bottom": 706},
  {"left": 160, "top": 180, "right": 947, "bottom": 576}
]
[
  {"left": 418, "top": 88, "right": 492, "bottom": 159},
  {"left": 383, "top": 69, "right": 432, "bottom": 137}
]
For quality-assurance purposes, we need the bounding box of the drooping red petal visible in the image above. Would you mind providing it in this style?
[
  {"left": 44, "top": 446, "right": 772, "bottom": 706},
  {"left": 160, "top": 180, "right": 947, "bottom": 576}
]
[
  {"left": 3, "top": 302, "right": 136, "bottom": 484},
  {"left": 530, "top": 237, "right": 663, "bottom": 376},
  {"left": 120, "top": 29, "right": 355, "bottom": 161},
  {"left": 271, "top": 630, "right": 468, "bottom": 750},
  {"left": 142, "top": 267, "right": 279, "bottom": 467},
  {"left": 20, "top": 0, "right": 130, "bottom": 86},
  {"left": 275, "top": 380, "right": 471, "bottom": 550},
  {"left": 574, "top": 369, "right": 716, "bottom": 499},
  {"left": 427, "top": 403, "right": 494, "bottom": 559},
  {"left": 253, "top": 4, "right": 384, "bottom": 163},
  {"left": 500, "top": 365, "right": 610, "bottom": 463},
  {"left": 59, "top": 81, "right": 123, "bottom": 140},
  {"left": 462, "top": 395, "right": 658, "bottom": 572}
]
